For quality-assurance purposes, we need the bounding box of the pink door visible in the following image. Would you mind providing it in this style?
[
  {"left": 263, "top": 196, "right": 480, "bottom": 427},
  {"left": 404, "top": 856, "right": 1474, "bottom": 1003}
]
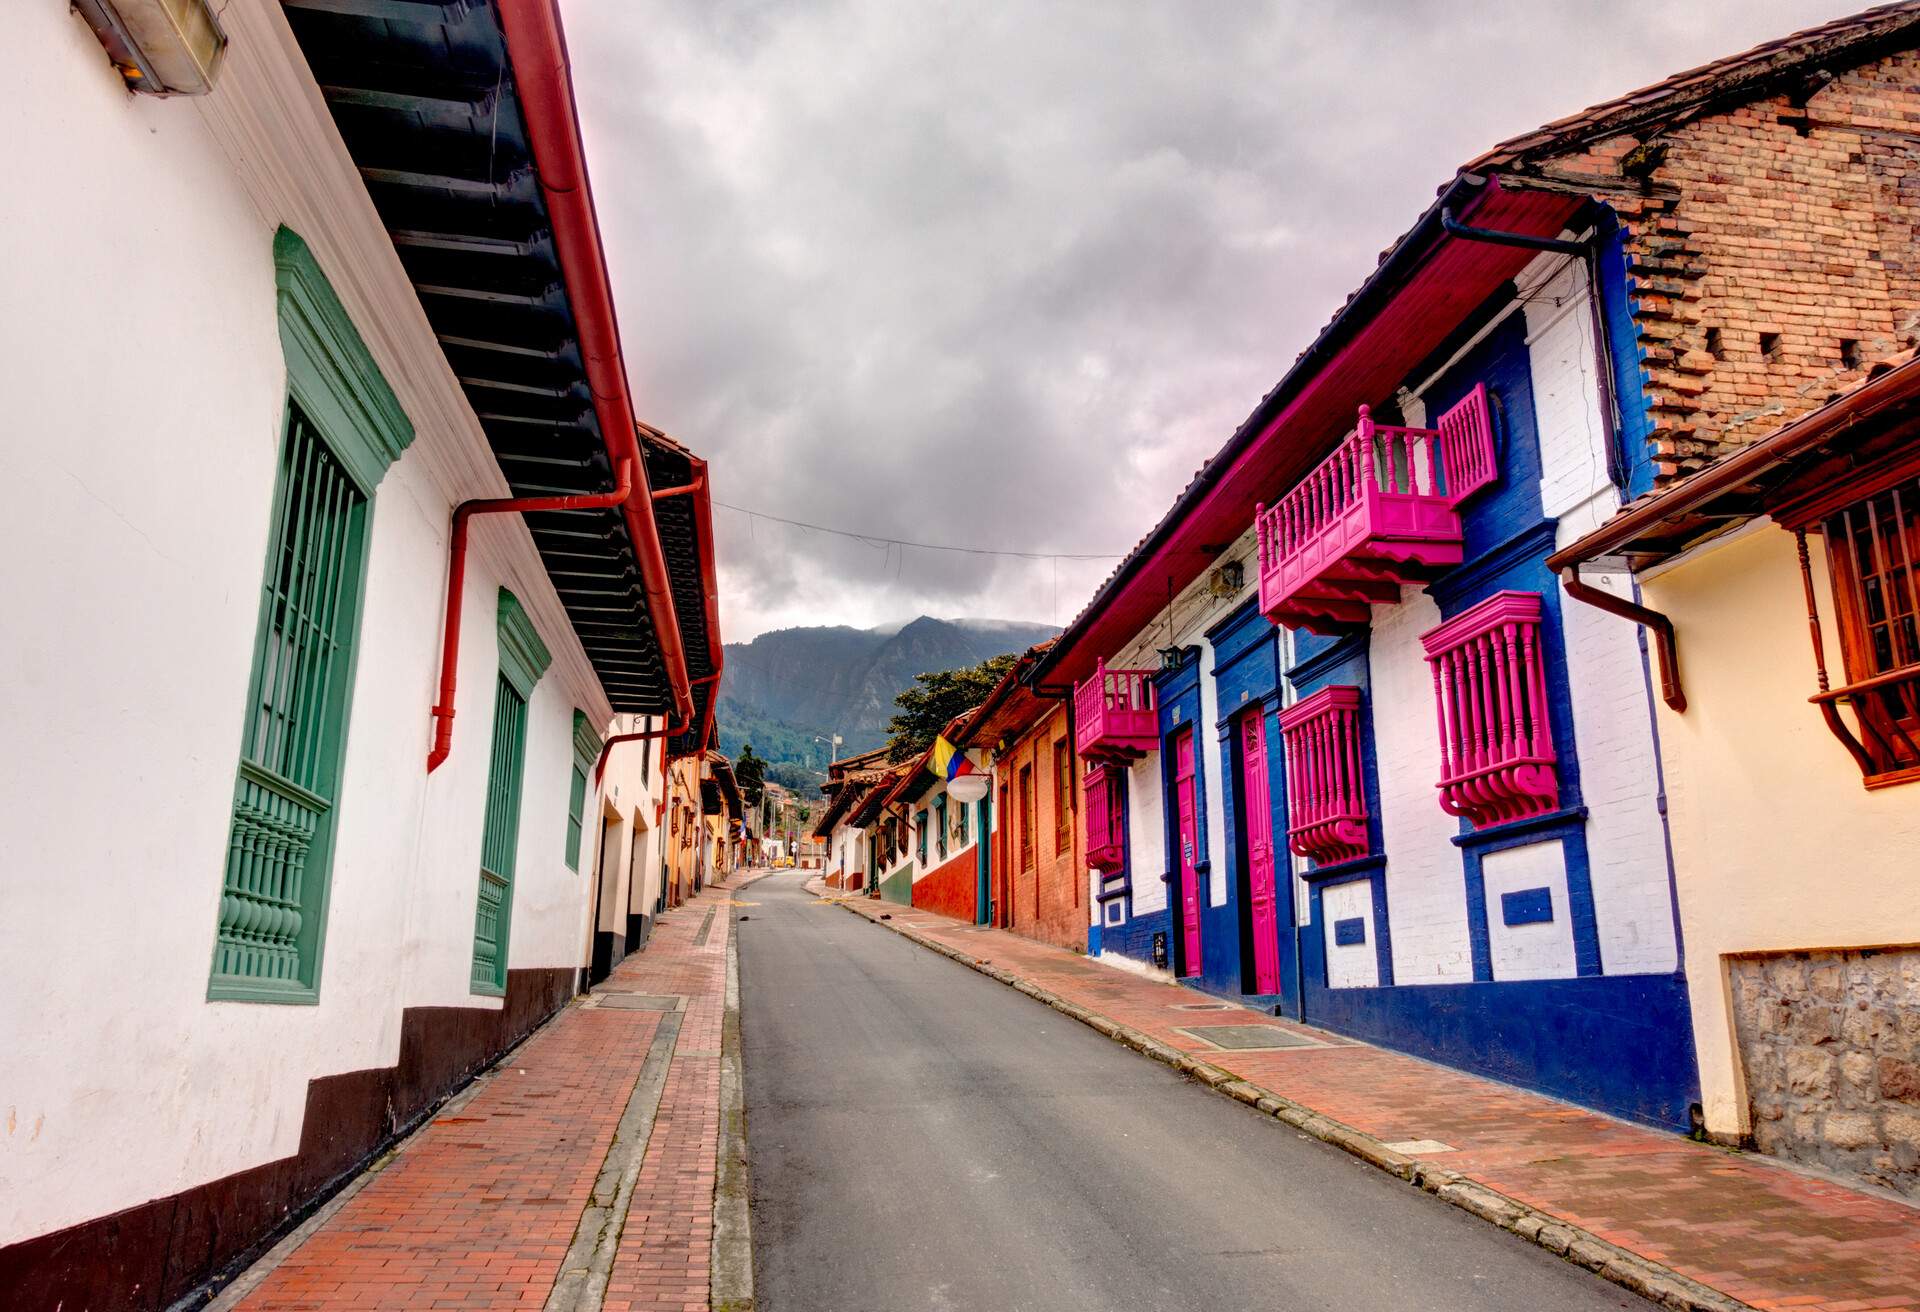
[
  {"left": 1174, "top": 730, "right": 1202, "bottom": 977},
  {"left": 1239, "top": 711, "right": 1281, "bottom": 995}
]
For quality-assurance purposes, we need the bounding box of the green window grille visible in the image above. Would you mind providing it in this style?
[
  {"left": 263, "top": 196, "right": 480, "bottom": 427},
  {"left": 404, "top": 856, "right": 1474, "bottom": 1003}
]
[
  {"left": 565, "top": 763, "right": 588, "bottom": 870},
  {"left": 473, "top": 673, "right": 529, "bottom": 995},
  {"left": 917, "top": 809, "right": 929, "bottom": 864},
  {"left": 935, "top": 795, "right": 948, "bottom": 860},
  {"left": 472, "top": 588, "right": 548, "bottom": 995},
  {"left": 210, "top": 404, "right": 371, "bottom": 1000},
  {"left": 567, "top": 709, "right": 602, "bottom": 871},
  {"left": 208, "top": 228, "right": 411, "bottom": 1004}
]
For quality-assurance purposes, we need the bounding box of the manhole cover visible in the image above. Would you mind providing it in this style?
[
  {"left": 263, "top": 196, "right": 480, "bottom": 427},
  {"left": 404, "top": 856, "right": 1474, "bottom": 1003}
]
[
  {"left": 1384, "top": 1139, "right": 1457, "bottom": 1155},
  {"left": 593, "top": 993, "right": 683, "bottom": 1011},
  {"left": 1175, "top": 1024, "right": 1324, "bottom": 1051}
]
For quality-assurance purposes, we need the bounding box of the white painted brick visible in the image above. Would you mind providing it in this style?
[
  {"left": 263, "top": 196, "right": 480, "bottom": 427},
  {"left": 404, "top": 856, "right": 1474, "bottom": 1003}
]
[
  {"left": 1369, "top": 584, "right": 1476, "bottom": 983},
  {"left": 1322, "top": 879, "right": 1380, "bottom": 988},
  {"left": 1482, "top": 840, "right": 1577, "bottom": 980}
]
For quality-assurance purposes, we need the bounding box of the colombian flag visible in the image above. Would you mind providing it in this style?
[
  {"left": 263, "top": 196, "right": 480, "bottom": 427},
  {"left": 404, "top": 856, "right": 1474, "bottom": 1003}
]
[{"left": 929, "top": 735, "right": 977, "bottom": 781}]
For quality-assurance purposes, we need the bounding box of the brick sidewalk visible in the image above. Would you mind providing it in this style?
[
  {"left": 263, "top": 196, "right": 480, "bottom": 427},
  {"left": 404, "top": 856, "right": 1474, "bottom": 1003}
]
[
  {"left": 832, "top": 892, "right": 1920, "bottom": 1312},
  {"left": 224, "top": 875, "right": 749, "bottom": 1312}
]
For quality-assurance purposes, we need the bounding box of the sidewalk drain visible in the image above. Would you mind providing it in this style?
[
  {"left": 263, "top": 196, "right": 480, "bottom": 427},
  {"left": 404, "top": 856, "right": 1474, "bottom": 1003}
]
[
  {"left": 1171, "top": 1002, "right": 1238, "bottom": 1011},
  {"left": 592, "top": 993, "right": 685, "bottom": 1012},
  {"left": 1174, "top": 1024, "right": 1327, "bottom": 1051}
]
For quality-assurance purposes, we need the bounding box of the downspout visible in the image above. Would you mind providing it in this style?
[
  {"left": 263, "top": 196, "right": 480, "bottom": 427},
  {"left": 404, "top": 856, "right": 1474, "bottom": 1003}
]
[
  {"left": 1559, "top": 566, "right": 1686, "bottom": 712},
  {"left": 591, "top": 670, "right": 725, "bottom": 782},
  {"left": 497, "top": 0, "right": 693, "bottom": 725},
  {"left": 427, "top": 458, "right": 634, "bottom": 771}
]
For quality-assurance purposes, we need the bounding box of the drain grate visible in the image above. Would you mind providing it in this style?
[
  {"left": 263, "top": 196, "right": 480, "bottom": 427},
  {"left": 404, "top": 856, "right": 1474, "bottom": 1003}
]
[
  {"left": 593, "top": 993, "right": 684, "bottom": 1012},
  {"left": 694, "top": 908, "right": 718, "bottom": 946},
  {"left": 1171, "top": 1002, "right": 1238, "bottom": 1012},
  {"left": 1175, "top": 1024, "right": 1325, "bottom": 1051}
]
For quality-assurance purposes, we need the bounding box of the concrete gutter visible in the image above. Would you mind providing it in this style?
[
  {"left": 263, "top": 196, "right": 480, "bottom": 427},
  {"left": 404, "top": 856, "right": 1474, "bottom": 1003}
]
[{"left": 835, "top": 898, "right": 1751, "bottom": 1312}]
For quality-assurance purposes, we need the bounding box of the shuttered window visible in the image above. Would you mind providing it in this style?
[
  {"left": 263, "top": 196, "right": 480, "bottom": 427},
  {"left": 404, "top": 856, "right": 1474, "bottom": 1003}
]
[
  {"left": 209, "top": 405, "right": 371, "bottom": 1001},
  {"left": 566, "top": 764, "right": 588, "bottom": 870},
  {"left": 473, "top": 674, "right": 529, "bottom": 995}
]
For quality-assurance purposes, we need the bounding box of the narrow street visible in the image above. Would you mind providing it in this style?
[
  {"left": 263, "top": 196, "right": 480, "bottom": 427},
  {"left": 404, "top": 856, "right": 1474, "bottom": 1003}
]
[{"left": 738, "top": 871, "right": 1646, "bottom": 1312}]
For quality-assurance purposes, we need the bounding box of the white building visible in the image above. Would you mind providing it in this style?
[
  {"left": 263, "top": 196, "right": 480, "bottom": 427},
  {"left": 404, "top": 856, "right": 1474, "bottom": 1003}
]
[{"left": 0, "top": 4, "right": 719, "bottom": 1306}]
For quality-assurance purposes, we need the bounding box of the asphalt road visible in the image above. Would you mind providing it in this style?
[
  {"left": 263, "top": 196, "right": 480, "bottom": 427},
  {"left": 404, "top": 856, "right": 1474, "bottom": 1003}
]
[{"left": 737, "top": 870, "right": 1649, "bottom": 1312}]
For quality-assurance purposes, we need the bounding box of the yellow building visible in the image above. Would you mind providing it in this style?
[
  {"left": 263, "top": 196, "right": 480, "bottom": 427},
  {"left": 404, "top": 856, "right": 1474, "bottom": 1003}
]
[{"left": 1552, "top": 355, "right": 1920, "bottom": 1194}]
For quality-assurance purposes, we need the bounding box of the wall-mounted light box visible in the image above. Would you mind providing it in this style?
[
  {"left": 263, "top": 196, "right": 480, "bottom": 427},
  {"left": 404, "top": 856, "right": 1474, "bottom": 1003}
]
[{"left": 75, "top": 0, "right": 227, "bottom": 96}]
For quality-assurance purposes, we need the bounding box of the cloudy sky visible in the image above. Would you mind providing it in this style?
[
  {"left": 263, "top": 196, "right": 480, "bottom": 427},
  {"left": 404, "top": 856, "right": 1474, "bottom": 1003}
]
[{"left": 566, "top": 0, "right": 1850, "bottom": 642}]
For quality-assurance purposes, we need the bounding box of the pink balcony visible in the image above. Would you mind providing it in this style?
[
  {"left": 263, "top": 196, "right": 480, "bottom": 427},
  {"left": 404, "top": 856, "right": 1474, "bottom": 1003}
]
[
  {"left": 1420, "top": 590, "right": 1559, "bottom": 828},
  {"left": 1278, "top": 685, "right": 1370, "bottom": 864},
  {"left": 1074, "top": 659, "right": 1158, "bottom": 764},
  {"left": 1256, "top": 385, "right": 1497, "bottom": 633},
  {"left": 1083, "top": 764, "right": 1126, "bottom": 872}
]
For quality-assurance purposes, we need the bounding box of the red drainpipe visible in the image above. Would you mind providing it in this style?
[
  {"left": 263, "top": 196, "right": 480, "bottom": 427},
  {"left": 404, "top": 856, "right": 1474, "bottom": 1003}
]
[
  {"left": 591, "top": 672, "right": 723, "bottom": 782},
  {"left": 496, "top": 0, "right": 693, "bottom": 722},
  {"left": 427, "top": 460, "right": 634, "bottom": 772}
]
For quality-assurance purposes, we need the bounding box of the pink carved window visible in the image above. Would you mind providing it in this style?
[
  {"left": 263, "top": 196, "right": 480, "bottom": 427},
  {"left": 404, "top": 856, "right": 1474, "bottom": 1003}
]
[
  {"left": 1083, "top": 765, "right": 1126, "bottom": 872},
  {"left": 1277, "top": 686, "right": 1370, "bottom": 864},
  {"left": 1419, "top": 591, "right": 1559, "bottom": 828}
]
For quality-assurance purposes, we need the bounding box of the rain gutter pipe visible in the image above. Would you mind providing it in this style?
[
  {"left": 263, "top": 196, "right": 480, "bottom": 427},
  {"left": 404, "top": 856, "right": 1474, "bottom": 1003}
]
[
  {"left": 428, "top": 459, "right": 634, "bottom": 772},
  {"left": 497, "top": 0, "right": 693, "bottom": 720}
]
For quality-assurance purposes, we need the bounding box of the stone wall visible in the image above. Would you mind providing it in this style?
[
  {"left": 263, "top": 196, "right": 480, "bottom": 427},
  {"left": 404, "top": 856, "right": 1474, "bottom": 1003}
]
[{"left": 1730, "top": 948, "right": 1920, "bottom": 1195}]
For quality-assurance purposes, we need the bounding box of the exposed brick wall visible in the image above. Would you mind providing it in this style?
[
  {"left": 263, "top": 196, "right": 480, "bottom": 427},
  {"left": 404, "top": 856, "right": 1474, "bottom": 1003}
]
[
  {"left": 1543, "top": 49, "right": 1920, "bottom": 480},
  {"left": 997, "top": 704, "right": 1086, "bottom": 951},
  {"left": 1730, "top": 947, "right": 1920, "bottom": 1196}
]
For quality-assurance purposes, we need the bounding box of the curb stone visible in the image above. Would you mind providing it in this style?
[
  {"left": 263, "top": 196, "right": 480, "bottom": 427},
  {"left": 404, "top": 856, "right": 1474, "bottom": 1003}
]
[{"left": 834, "top": 898, "right": 1753, "bottom": 1312}]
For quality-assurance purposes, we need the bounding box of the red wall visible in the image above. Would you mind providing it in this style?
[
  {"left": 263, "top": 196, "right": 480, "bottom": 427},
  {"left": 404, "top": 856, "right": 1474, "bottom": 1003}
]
[{"left": 912, "top": 848, "right": 977, "bottom": 921}]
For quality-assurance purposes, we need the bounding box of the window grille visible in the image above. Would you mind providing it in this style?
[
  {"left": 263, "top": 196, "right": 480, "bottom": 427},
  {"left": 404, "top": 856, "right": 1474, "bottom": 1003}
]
[{"left": 211, "top": 404, "right": 370, "bottom": 998}]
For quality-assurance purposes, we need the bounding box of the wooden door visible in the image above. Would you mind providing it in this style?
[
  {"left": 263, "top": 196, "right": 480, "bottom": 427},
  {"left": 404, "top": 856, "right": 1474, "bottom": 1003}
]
[
  {"left": 1173, "top": 729, "right": 1202, "bottom": 978},
  {"left": 1239, "top": 711, "right": 1280, "bottom": 995}
]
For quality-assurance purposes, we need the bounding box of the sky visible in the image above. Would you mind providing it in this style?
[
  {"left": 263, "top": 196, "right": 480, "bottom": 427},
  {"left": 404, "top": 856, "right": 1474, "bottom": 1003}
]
[{"left": 565, "top": 0, "right": 1854, "bottom": 643}]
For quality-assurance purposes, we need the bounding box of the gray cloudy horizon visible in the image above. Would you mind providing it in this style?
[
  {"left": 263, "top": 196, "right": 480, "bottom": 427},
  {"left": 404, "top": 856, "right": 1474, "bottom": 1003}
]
[{"left": 567, "top": 0, "right": 1852, "bottom": 643}]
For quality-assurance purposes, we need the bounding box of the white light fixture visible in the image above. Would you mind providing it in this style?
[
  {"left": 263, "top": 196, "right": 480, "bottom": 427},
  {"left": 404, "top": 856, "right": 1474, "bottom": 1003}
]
[
  {"left": 75, "top": 0, "right": 227, "bottom": 96},
  {"left": 946, "top": 773, "right": 989, "bottom": 805}
]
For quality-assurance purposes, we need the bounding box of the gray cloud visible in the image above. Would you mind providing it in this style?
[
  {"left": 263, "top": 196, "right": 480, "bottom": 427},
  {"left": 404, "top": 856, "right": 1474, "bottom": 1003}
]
[{"left": 567, "top": 0, "right": 1853, "bottom": 640}]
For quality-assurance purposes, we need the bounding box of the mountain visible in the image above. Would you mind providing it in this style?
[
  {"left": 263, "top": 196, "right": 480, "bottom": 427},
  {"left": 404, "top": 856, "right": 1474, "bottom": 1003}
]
[{"left": 715, "top": 616, "right": 1057, "bottom": 790}]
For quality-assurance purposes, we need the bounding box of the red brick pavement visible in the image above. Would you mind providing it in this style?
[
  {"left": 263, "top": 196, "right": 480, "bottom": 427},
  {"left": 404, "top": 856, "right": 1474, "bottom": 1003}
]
[
  {"left": 838, "top": 895, "right": 1920, "bottom": 1312},
  {"left": 233, "top": 875, "right": 746, "bottom": 1312}
]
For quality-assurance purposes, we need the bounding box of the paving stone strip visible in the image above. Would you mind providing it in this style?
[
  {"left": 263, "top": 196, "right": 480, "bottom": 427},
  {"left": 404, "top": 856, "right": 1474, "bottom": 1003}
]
[{"left": 824, "top": 885, "right": 1920, "bottom": 1312}]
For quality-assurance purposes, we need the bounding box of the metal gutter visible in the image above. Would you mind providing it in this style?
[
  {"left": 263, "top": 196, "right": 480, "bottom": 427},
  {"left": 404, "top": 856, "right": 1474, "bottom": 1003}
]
[{"left": 496, "top": 0, "right": 693, "bottom": 725}]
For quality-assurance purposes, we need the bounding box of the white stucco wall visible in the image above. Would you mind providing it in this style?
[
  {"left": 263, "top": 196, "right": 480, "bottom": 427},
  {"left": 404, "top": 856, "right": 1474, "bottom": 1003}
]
[{"left": 0, "top": 5, "right": 618, "bottom": 1244}]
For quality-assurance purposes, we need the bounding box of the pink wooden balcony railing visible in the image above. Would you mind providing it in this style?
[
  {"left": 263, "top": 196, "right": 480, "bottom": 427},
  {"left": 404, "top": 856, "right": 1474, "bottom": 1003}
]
[
  {"left": 1255, "top": 385, "right": 1496, "bottom": 632},
  {"left": 1083, "top": 764, "right": 1127, "bottom": 872},
  {"left": 1277, "top": 685, "right": 1370, "bottom": 864},
  {"left": 1074, "top": 658, "right": 1158, "bottom": 764},
  {"left": 1419, "top": 590, "right": 1559, "bottom": 828}
]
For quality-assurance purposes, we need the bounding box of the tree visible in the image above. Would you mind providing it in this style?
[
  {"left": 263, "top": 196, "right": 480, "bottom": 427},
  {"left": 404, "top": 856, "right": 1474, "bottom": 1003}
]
[
  {"left": 885, "top": 652, "right": 1017, "bottom": 762},
  {"left": 735, "top": 743, "right": 767, "bottom": 810}
]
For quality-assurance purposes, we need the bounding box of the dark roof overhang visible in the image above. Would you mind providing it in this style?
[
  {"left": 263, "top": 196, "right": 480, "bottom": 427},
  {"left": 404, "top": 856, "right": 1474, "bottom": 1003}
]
[
  {"left": 280, "top": 0, "right": 697, "bottom": 718},
  {"left": 1030, "top": 177, "right": 1581, "bottom": 690},
  {"left": 644, "top": 425, "right": 724, "bottom": 759}
]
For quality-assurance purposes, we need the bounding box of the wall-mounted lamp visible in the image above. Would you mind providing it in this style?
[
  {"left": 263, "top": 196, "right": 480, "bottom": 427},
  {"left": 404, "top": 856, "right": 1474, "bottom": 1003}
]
[{"left": 75, "top": 0, "right": 227, "bottom": 96}]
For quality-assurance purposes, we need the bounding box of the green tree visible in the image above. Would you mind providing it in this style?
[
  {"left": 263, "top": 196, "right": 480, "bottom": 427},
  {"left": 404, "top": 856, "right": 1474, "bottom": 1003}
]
[
  {"left": 885, "top": 652, "right": 1017, "bottom": 762},
  {"left": 736, "top": 743, "right": 767, "bottom": 810}
]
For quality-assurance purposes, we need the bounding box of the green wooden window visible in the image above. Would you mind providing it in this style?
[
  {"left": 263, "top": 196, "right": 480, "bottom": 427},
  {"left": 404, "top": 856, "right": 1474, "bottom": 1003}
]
[
  {"left": 208, "top": 227, "right": 411, "bottom": 1004},
  {"left": 472, "top": 589, "right": 550, "bottom": 995},
  {"left": 917, "top": 809, "right": 929, "bottom": 864},
  {"left": 567, "top": 710, "right": 602, "bottom": 871},
  {"left": 472, "top": 674, "right": 529, "bottom": 995},
  {"left": 935, "top": 795, "right": 948, "bottom": 860}
]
